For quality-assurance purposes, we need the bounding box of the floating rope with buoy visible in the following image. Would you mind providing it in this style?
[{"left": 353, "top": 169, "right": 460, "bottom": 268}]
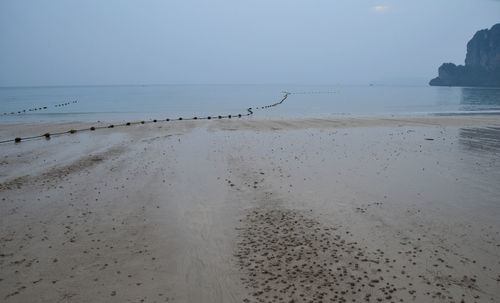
[
  {"left": 2, "top": 100, "right": 78, "bottom": 116},
  {"left": 0, "top": 93, "right": 291, "bottom": 144}
]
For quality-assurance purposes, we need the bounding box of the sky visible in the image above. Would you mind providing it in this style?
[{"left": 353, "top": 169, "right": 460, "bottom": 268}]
[{"left": 0, "top": 0, "right": 499, "bottom": 86}]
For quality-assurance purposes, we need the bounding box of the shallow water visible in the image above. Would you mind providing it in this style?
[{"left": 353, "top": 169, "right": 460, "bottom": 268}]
[{"left": 1, "top": 84, "right": 500, "bottom": 122}]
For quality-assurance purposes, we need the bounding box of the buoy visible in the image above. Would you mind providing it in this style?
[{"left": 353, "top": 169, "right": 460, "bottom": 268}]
[{"left": 2, "top": 92, "right": 290, "bottom": 145}]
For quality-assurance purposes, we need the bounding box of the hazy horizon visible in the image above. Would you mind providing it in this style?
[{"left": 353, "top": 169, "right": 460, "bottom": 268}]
[{"left": 1, "top": 0, "right": 499, "bottom": 87}]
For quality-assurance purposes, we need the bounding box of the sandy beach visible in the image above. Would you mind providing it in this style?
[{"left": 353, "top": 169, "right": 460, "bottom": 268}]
[{"left": 1, "top": 116, "right": 500, "bottom": 303}]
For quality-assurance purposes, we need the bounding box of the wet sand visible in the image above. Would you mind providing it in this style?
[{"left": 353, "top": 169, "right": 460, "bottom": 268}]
[{"left": 1, "top": 116, "right": 500, "bottom": 302}]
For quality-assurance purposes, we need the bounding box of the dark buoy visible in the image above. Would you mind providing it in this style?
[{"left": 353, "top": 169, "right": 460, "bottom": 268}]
[
  {"left": 238, "top": 114, "right": 242, "bottom": 118},
  {"left": 126, "top": 122, "right": 131, "bottom": 126},
  {"left": 228, "top": 115, "right": 231, "bottom": 118},
  {"left": 44, "top": 133, "right": 51, "bottom": 139},
  {"left": 166, "top": 118, "right": 170, "bottom": 121},
  {"left": 141, "top": 121, "right": 145, "bottom": 124},
  {"left": 218, "top": 116, "right": 222, "bottom": 119},
  {"left": 178, "top": 117, "right": 183, "bottom": 120},
  {"left": 69, "top": 129, "right": 76, "bottom": 134},
  {"left": 90, "top": 127, "right": 96, "bottom": 131},
  {"left": 153, "top": 119, "right": 157, "bottom": 123},
  {"left": 108, "top": 124, "right": 114, "bottom": 128},
  {"left": 207, "top": 116, "right": 211, "bottom": 120},
  {"left": 14, "top": 137, "right": 21, "bottom": 143},
  {"left": 193, "top": 117, "right": 197, "bottom": 120}
]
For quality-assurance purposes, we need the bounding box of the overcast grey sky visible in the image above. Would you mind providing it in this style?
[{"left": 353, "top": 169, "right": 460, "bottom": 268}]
[{"left": 0, "top": 0, "right": 499, "bottom": 86}]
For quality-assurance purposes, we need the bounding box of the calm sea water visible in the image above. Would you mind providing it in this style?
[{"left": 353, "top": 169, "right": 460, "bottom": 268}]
[{"left": 1, "top": 85, "right": 500, "bottom": 123}]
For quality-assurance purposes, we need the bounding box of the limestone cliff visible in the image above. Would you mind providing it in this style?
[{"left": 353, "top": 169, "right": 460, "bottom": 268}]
[{"left": 430, "top": 24, "right": 500, "bottom": 87}]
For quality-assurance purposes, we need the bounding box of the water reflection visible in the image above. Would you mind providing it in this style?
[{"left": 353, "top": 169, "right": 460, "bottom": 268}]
[
  {"left": 459, "top": 127, "right": 500, "bottom": 154},
  {"left": 460, "top": 87, "right": 500, "bottom": 111}
]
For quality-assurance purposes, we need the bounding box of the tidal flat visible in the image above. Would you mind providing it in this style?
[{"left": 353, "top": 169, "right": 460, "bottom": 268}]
[{"left": 1, "top": 116, "right": 500, "bottom": 302}]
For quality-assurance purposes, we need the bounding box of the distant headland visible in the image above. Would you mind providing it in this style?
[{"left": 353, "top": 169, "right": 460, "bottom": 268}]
[{"left": 430, "top": 23, "right": 500, "bottom": 87}]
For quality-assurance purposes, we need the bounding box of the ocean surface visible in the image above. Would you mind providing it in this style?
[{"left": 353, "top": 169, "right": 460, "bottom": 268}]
[{"left": 1, "top": 85, "right": 500, "bottom": 123}]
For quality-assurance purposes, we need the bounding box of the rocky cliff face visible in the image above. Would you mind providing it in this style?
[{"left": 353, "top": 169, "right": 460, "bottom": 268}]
[
  {"left": 430, "top": 24, "right": 500, "bottom": 87},
  {"left": 465, "top": 24, "right": 500, "bottom": 70}
]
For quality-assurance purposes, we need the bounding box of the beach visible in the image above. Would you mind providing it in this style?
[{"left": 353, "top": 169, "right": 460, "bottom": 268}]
[{"left": 1, "top": 116, "right": 500, "bottom": 302}]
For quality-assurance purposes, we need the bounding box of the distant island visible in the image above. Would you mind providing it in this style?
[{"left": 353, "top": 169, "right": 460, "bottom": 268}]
[{"left": 430, "top": 23, "right": 500, "bottom": 87}]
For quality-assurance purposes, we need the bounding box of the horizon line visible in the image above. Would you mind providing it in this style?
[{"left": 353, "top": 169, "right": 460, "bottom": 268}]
[{"left": 0, "top": 82, "right": 431, "bottom": 89}]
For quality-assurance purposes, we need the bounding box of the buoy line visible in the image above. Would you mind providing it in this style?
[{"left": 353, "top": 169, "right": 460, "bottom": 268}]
[
  {"left": 2, "top": 100, "right": 78, "bottom": 116},
  {"left": 290, "top": 91, "right": 336, "bottom": 95},
  {"left": 0, "top": 92, "right": 292, "bottom": 144}
]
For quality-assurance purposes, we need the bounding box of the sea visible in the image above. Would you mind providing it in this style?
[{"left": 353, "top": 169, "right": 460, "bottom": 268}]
[{"left": 1, "top": 84, "right": 500, "bottom": 123}]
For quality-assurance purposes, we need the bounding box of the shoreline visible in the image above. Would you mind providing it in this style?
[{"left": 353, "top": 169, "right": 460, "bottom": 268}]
[
  {"left": 1, "top": 115, "right": 500, "bottom": 142},
  {"left": 1, "top": 116, "right": 499, "bottom": 302}
]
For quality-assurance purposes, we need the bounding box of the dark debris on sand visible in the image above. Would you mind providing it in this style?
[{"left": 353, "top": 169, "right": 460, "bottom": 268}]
[{"left": 235, "top": 206, "right": 481, "bottom": 303}]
